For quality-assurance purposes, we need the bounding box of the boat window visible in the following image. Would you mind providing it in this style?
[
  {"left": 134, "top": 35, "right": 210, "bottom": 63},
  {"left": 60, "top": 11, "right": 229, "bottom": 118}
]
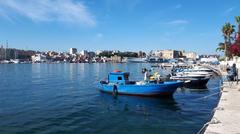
[
  {"left": 124, "top": 74, "right": 129, "bottom": 80},
  {"left": 118, "top": 76, "right": 122, "bottom": 80}
]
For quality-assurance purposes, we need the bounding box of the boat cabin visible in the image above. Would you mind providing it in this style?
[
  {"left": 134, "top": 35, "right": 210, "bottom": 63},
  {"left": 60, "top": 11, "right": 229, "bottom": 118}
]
[{"left": 108, "top": 71, "right": 130, "bottom": 84}]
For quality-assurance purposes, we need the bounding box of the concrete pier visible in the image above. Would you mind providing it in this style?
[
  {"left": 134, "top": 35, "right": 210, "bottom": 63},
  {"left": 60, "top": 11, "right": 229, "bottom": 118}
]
[{"left": 204, "top": 81, "right": 240, "bottom": 134}]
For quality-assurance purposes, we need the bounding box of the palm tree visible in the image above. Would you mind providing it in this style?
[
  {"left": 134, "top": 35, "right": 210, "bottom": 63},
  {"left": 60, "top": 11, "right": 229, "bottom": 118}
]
[
  {"left": 216, "top": 42, "right": 225, "bottom": 52},
  {"left": 221, "top": 22, "right": 235, "bottom": 57},
  {"left": 235, "top": 16, "right": 240, "bottom": 41}
]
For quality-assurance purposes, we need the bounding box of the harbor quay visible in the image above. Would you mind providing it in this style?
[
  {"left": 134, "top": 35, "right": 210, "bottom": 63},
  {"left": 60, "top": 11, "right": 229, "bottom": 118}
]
[
  {"left": 203, "top": 62, "right": 240, "bottom": 134},
  {"left": 204, "top": 81, "right": 240, "bottom": 134}
]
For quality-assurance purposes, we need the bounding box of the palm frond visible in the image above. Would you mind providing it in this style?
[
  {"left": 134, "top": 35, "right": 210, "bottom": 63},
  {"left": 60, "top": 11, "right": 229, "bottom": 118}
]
[{"left": 235, "top": 16, "right": 240, "bottom": 24}]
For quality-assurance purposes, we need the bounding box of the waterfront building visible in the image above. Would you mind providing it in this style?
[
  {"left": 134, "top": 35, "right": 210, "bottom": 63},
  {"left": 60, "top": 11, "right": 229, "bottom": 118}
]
[
  {"left": 80, "top": 50, "right": 88, "bottom": 56},
  {"left": 138, "top": 51, "right": 146, "bottom": 58},
  {"left": 96, "top": 50, "right": 103, "bottom": 55},
  {"left": 31, "top": 54, "right": 47, "bottom": 63},
  {"left": 88, "top": 51, "right": 96, "bottom": 58},
  {"left": 183, "top": 51, "right": 197, "bottom": 60},
  {"left": 111, "top": 55, "right": 122, "bottom": 63},
  {"left": 153, "top": 50, "right": 163, "bottom": 57},
  {"left": 112, "top": 50, "right": 120, "bottom": 55},
  {"left": 152, "top": 50, "right": 183, "bottom": 59},
  {"left": 69, "top": 48, "right": 77, "bottom": 55},
  {"left": 47, "top": 51, "right": 58, "bottom": 57}
]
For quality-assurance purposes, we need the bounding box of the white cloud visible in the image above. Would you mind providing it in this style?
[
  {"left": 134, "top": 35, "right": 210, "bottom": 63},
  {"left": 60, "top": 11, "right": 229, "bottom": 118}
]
[
  {"left": 0, "top": 0, "right": 96, "bottom": 26},
  {"left": 97, "top": 33, "right": 103, "bottom": 37},
  {"left": 167, "top": 20, "right": 189, "bottom": 25},
  {"left": 224, "top": 7, "right": 235, "bottom": 14}
]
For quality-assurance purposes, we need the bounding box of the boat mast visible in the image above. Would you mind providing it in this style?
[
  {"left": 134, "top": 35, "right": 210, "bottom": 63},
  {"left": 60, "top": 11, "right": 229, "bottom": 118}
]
[
  {"left": 0, "top": 43, "right": 3, "bottom": 60},
  {"left": 5, "top": 40, "right": 8, "bottom": 60},
  {"left": 14, "top": 50, "right": 17, "bottom": 59}
]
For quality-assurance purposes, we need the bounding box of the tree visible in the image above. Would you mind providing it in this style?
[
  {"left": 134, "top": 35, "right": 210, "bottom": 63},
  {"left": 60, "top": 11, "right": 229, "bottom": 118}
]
[
  {"left": 229, "top": 16, "right": 240, "bottom": 56},
  {"left": 229, "top": 44, "right": 240, "bottom": 56},
  {"left": 221, "top": 22, "right": 235, "bottom": 57},
  {"left": 236, "top": 16, "right": 240, "bottom": 35},
  {"left": 216, "top": 42, "right": 225, "bottom": 52},
  {"left": 235, "top": 16, "right": 240, "bottom": 44}
]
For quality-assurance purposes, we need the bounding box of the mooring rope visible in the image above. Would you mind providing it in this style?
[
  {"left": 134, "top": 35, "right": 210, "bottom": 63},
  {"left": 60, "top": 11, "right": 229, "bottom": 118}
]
[
  {"left": 197, "top": 116, "right": 222, "bottom": 134},
  {"left": 197, "top": 122, "right": 210, "bottom": 134},
  {"left": 196, "top": 66, "right": 225, "bottom": 134},
  {"left": 193, "top": 91, "right": 221, "bottom": 101},
  {"left": 196, "top": 89, "right": 223, "bottom": 134}
]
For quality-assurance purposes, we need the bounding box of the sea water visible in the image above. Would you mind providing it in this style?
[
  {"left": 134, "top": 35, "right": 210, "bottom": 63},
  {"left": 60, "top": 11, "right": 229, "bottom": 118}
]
[{"left": 0, "top": 63, "right": 221, "bottom": 134}]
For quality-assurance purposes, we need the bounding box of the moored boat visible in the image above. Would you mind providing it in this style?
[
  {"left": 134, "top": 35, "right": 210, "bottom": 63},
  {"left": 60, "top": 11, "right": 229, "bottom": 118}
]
[
  {"left": 124, "top": 57, "right": 147, "bottom": 63},
  {"left": 170, "top": 74, "right": 210, "bottom": 89},
  {"left": 98, "top": 70, "right": 183, "bottom": 96}
]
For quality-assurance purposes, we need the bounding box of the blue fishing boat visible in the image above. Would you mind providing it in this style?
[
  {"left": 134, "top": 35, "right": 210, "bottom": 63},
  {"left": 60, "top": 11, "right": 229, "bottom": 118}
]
[{"left": 98, "top": 70, "right": 183, "bottom": 96}]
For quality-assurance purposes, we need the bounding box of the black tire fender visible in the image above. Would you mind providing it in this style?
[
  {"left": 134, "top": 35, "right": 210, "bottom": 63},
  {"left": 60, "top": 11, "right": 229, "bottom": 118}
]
[{"left": 113, "top": 85, "right": 118, "bottom": 96}]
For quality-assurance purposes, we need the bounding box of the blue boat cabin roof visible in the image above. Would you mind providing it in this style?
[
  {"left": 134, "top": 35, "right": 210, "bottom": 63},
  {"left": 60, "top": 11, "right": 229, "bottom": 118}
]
[
  {"left": 109, "top": 71, "right": 129, "bottom": 75},
  {"left": 108, "top": 71, "right": 129, "bottom": 84}
]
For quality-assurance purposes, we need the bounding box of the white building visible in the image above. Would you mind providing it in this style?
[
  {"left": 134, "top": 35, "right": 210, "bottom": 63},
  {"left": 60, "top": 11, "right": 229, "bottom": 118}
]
[
  {"left": 96, "top": 50, "right": 103, "bottom": 55},
  {"left": 31, "top": 54, "right": 47, "bottom": 63},
  {"left": 152, "top": 50, "right": 182, "bottom": 59},
  {"left": 183, "top": 52, "right": 197, "bottom": 60},
  {"left": 69, "top": 48, "right": 77, "bottom": 55},
  {"left": 153, "top": 50, "right": 163, "bottom": 57},
  {"left": 80, "top": 50, "right": 88, "bottom": 56}
]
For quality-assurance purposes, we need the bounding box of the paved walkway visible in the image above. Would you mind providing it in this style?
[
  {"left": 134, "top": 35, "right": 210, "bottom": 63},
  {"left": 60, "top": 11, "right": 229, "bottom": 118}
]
[{"left": 204, "top": 82, "right": 240, "bottom": 134}]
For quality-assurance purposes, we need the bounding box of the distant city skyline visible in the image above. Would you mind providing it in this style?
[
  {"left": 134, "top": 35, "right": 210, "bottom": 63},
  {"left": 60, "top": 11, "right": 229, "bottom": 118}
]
[{"left": 0, "top": 0, "right": 240, "bottom": 54}]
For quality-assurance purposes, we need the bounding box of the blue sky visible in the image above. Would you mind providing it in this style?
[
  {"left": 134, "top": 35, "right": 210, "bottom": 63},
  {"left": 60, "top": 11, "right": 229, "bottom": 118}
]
[{"left": 0, "top": 0, "right": 240, "bottom": 54}]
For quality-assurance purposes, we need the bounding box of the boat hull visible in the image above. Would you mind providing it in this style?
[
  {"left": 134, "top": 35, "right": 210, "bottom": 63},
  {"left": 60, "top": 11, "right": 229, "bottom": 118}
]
[
  {"left": 125, "top": 58, "right": 147, "bottom": 63},
  {"left": 184, "top": 78, "right": 210, "bottom": 89},
  {"left": 171, "top": 76, "right": 210, "bottom": 89},
  {"left": 98, "top": 81, "right": 183, "bottom": 96}
]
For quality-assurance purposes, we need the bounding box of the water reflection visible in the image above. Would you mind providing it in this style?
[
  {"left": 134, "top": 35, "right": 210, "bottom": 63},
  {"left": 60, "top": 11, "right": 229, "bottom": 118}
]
[
  {"left": 99, "top": 93, "right": 181, "bottom": 114},
  {"left": 180, "top": 87, "right": 209, "bottom": 93}
]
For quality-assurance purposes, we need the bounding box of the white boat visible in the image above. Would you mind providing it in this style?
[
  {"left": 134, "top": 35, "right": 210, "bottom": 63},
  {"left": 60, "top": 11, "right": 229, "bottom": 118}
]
[
  {"left": 10, "top": 59, "right": 20, "bottom": 64},
  {"left": 175, "top": 66, "right": 214, "bottom": 76},
  {"left": 171, "top": 65, "right": 213, "bottom": 88},
  {"left": 1, "top": 60, "right": 10, "bottom": 64},
  {"left": 175, "top": 71, "right": 212, "bottom": 77},
  {"left": 176, "top": 68, "right": 213, "bottom": 76},
  {"left": 170, "top": 74, "right": 210, "bottom": 88},
  {"left": 176, "top": 62, "right": 189, "bottom": 68},
  {"left": 161, "top": 63, "right": 174, "bottom": 68},
  {"left": 192, "top": 66, "right": 214, "bottom": 73},
  {"left": 147, "top": 57, "right": 164, "bottom": 63},
  {"left": 125, "top": 57, "right": 147, "bottom": 63}
]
